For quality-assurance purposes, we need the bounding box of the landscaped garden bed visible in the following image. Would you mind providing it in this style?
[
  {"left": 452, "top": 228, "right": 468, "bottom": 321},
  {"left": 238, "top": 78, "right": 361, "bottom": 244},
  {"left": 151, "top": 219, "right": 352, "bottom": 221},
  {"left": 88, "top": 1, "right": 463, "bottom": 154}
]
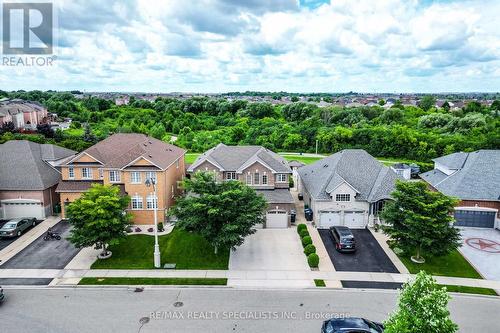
[{"left": 79, "top": 277, "right": 227, "bottom": 286}]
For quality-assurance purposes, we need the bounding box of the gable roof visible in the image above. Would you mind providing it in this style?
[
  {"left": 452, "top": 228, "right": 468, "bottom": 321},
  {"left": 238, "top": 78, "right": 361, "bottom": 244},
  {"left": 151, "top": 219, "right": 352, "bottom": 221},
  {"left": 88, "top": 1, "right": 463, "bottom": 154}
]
[
  {"left": 288, "top": 160, "right": 306, "bottom": 168},
  {"left": 420, "top": 150, "right": 500, "bottom": 201},
  {"left": 298, "top": 149, "right": 401, "bottom": 202},
  {"left": 0, "top": 140, "right": 76, "bottom": 190},
  {"left": 187, "top": 143, "right": 291, "bottom": 173},
  {"left": 64, "top": 133, "right": 185, "bottom": 170}
]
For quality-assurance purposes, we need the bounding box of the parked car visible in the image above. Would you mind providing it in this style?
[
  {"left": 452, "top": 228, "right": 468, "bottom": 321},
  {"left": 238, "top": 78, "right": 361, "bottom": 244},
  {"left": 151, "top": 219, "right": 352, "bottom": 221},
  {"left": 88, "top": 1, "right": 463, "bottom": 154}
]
[
  {"left": 322, "top": 317, "right": 384, "bottom": 333},
  {"left": 0, "top": 218, "right": 37, "bottom": 238},
  {"left": 0, "top": 286, "right": 4, "bottom": 302},
  {"left": 329, "top": 226, "right": 356, "bottom": 253}
]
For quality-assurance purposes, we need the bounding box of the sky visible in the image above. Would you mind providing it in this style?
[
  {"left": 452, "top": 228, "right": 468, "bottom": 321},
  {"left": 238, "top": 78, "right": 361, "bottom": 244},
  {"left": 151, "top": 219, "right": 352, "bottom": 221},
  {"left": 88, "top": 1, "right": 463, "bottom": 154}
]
[{"left": 1, "top": 0, "right": 499, "bottom": 93}]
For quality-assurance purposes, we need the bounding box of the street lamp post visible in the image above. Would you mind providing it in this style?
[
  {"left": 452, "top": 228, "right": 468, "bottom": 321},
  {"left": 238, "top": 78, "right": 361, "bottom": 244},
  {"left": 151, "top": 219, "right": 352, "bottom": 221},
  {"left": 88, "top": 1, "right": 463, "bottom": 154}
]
[{"left": 145, "top": 177, "right": 161, "bottom": 268}]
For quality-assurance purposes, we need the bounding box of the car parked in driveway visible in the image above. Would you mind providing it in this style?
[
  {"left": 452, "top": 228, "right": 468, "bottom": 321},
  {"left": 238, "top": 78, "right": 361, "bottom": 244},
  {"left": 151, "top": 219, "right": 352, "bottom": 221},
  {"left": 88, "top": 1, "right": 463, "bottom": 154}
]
[
  {"left": 322, "top": 317, "right": 384, "bottom": 333},
  {"left": 0, "top": 218, "right": 37, "bottom": 238},
  {"left": 329, "top": 226, "right": 356, "bottom": 253}
]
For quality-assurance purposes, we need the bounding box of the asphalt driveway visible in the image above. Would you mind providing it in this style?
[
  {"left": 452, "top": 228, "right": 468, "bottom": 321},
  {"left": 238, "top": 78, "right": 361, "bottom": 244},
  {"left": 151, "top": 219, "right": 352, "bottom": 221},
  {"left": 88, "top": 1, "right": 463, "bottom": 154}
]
[
  {"left": 0, "top": 219, "right": 43, "bottom": 251},
  {"left": 319, "top": 229, "right": 401, "bottom": 289},
  {"left": 0, "top": 221, "right": 80, "bottom": 285},
  {"left": 459, "top": 228, "right": 500, "bottom": 281}
]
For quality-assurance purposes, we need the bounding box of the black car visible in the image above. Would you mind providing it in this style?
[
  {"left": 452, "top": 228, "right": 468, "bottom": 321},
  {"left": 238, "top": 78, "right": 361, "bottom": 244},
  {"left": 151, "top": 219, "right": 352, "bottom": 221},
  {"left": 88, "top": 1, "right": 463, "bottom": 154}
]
[
  {"left": 329, "top": 226, "right": 356, "bottom": 253},
  {"left": 322, "top": 317, "right": 384, "bottom": 333}
]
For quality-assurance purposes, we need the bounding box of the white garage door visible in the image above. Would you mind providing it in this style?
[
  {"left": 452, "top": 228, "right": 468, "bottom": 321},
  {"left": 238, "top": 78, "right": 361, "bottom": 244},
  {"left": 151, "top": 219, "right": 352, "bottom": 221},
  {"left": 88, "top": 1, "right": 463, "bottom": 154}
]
[
  {"left": 319, "top": 211, "right": 341, "bottom": 229},
  {"left": 2, "top": 200, "right": 45, "bottom": 219},
  {"left": 344, "top": 211, "right": 366, "bottom": 229},
  {"left": 266, "top": 210, "right": 288, "bottom": 228}
]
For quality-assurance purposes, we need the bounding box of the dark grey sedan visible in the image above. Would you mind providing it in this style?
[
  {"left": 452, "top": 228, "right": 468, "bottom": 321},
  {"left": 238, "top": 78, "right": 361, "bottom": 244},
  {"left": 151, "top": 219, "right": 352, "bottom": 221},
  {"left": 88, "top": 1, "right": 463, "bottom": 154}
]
[{"left": 0, "top": 218, "right": 37, "bottom": 238}]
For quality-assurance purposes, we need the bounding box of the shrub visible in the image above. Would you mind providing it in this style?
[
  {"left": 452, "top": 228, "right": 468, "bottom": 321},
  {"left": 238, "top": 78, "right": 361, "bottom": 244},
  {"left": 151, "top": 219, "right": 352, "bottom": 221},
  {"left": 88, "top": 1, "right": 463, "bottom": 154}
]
[
  {"left": 157, "top": 222, "right": 164, "bottom": 232},
  {"left": 308, "top": 253, "right": 319, "bottom": 268},
  {"left": 304, "top": 244, "right": 316, "bottom": 255},
  {"left": 297, "top": 224, "right": 307, "bottom": 233},
  {"left": 302, "top": 236, "right": 312, "bottom": 247},
  {"left": 134, "top": 227, "right": 142, "bottom": 232},
  {"left": 147, "top": 227, "right": 154, "bottom": 232},
  {"left": 299, "top": 229, "right": 310, "bottom": 238}
]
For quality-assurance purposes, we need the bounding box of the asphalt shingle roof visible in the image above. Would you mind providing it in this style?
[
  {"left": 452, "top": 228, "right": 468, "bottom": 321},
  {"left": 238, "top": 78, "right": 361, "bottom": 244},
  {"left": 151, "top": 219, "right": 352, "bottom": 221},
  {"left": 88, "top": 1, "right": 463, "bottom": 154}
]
[
  {"left": 298, "top": 149, "right": 400, "bottom": 202},
  {"left": 256, "top": 189, "right": 294, "bottom": 204},
  {"left": 420, "top": 150, "right": 500, "bottom": 201},
  {"left": 188, "top": 143, "right": 291, "bottom": 173},
  {"left": 65, "top": 133, "right": 185, "bottom": 170},
  {"left": 0, "top": 140, "right": 76, "bottom": 190}
]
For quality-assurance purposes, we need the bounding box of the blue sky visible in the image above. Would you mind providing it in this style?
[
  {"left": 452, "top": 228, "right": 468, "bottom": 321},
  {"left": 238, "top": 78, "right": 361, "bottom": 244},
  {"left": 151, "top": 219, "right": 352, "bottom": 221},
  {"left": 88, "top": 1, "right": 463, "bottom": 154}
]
[{"left": 1, "top": 0, "right": 499, "bottom": 93}]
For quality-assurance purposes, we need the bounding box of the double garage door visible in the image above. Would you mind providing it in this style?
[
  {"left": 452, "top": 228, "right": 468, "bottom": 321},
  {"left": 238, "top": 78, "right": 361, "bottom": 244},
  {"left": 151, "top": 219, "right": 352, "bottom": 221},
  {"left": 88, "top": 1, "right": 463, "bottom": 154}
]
[
  {"left": 266, "top": 210, "right": 288, "bottom": 228},
  {"left": 318, "top": 211, "right": 365, "bottom": 229},
  {"left": 1, "top": 200, "right": 45, "bottom": 219},
  {"left": 454, "top": 210, "right": 496, "bottom": 228}
]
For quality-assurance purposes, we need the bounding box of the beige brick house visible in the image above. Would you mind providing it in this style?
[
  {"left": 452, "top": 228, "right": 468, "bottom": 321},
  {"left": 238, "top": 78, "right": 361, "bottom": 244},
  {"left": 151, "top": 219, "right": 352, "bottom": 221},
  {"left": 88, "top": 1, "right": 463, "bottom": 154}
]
[
  {"left": 187, "top": 143, "right": 293, "bottom": 228},
  {"left": 56, "top": 133, "right": 185, "bottom": 225}
]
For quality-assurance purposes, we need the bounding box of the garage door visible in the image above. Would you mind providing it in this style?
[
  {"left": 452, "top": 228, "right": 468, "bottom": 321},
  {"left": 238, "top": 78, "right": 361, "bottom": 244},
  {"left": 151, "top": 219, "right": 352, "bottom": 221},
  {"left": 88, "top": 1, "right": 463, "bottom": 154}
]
[
  {"left": 344, "top": 211, "right": 366, "bottom": 229},
  {"left": 2, "top": 200, "right": 45, "bottom": 219},
  {"left": 319, "top": 211, "right": 341, "bottom": 229},
  {"left": 454, "top": 210, "right": 495, "bottom": 228},
  {"left": 266, "top": 210, "right": 288, "bottom": 228}
]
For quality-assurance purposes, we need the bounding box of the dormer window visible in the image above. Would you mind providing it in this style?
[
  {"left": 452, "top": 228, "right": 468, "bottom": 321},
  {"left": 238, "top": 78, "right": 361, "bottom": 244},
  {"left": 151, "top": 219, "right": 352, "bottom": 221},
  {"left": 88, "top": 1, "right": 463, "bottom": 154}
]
[{"left": 336, "top": 194, "right": 350, "bottom": 202}]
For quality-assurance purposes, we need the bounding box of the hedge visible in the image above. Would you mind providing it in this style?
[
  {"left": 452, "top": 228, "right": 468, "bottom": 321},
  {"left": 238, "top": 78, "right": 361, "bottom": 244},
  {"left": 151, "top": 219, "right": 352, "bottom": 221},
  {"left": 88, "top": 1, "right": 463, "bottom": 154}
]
[
  {"left": 297, "top": 224, "right": 307, "bottom": 233},
  {"left": 303, "top": 244, "right": 316, "bottom": 255},
  {"left": 301, "top": 236, "right": 312, "bottom": 247},
  {"left": 299, "top": 229, "right": 310, "bottom": 238},
  {"left": 308, "top": 253, "right": 319, "bottom": 268}
]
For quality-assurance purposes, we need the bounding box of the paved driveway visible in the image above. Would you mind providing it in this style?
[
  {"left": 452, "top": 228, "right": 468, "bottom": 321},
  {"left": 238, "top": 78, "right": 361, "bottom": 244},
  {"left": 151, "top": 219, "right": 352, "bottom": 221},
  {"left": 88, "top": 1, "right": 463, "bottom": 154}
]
[
  {"left": 0, "top": 221, "right": 80, "bottom": 285},
  {"left": 0, "top": 219, "right": 43, "bottom": 251},
  {"left": 319, "top": 229, "right": 400, "bottom": 289},
  {"left": 228, "top": 229, "right": 311, "bottom": 287},
  {"left": 459, "top": 228, "right": 500, "bottom": 281}
]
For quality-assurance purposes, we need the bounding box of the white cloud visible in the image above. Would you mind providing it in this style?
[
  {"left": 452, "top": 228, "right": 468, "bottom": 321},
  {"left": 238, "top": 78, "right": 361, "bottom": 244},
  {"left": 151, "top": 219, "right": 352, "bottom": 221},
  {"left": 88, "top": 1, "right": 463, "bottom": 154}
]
[{"left": 1, "top": 0, "right": 499, "bottom": 92}]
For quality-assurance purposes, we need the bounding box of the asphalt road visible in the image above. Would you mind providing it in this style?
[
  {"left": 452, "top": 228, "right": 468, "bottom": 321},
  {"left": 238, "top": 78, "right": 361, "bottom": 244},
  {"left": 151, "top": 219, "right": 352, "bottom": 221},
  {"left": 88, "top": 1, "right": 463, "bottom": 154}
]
[
  {"left": 0, "top": 221, "right": 80, "bottom": 285},
  {"left": 319, "top": 229, "right": 401, "bottom": 289},
  {"left": 0, "top": 287, "right": 498, "bottom": 333}
]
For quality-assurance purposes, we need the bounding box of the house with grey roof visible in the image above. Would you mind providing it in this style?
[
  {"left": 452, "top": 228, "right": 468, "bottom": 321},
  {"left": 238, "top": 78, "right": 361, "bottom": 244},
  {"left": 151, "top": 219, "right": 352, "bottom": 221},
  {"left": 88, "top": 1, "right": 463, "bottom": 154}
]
[
  {"left": 288, "top": 160, "right": 306, "bottom": 190},
  {"left": 187, "top": 143, "right": 293, "bottom": 228},
  {"left": 297, "top": 149, "right": 401, "bottom": 229},
  {"left": 0, "top": 140, "right": 76, "bottom": 219},
  {"left": 420, "top": 150, "right": 500, "bottom": 229}
]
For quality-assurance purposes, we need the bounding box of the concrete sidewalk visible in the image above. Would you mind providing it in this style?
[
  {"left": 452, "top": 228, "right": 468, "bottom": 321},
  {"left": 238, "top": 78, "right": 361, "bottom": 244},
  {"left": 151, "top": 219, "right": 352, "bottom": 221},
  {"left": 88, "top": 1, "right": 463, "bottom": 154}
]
[
  {"left": 2, "top": 268, "right": 500, "bottom": 290},
  {"left": 0, "top": 216, "right": 61, "bottom": 266}
]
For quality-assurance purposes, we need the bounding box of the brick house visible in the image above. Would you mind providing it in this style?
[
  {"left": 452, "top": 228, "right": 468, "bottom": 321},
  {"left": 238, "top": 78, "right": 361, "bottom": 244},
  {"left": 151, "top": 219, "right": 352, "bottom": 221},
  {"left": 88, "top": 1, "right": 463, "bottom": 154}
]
[
  {"left": 187, "top": 143, "right": 293, "bottom": 228},
  {"left": 56, "top": 133, "right": 185, "bottom": 225}
]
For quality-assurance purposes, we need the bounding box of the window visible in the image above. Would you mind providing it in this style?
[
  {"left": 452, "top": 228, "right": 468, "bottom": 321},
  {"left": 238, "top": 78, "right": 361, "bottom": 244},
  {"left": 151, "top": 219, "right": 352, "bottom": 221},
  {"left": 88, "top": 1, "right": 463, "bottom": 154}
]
[
  {"left": 225, "top": 172, "right": 237, "bottom": 180},
  {"left": 335, "top": 194, "right": 350, "bottom": 202},
  {"left": 262, "top": 173, "right": 268, "bottom": 185},
  {"left": 109, "top": 170, "right": 121, "bottom": 182},
  {"left": 130, "top": 171, "right": 141, "bottom": 184},
  {"left": 68, "top": 167, "right": 74, "bottom": 179},
  {"left": 131, "top": 195, "right": 143, "bottom": 210},
  {"left": 277, "top": 174, "right": 287, "bottom": 182},
  {"left": 254, "top": 172, "right": 260, "bottom": 185},
  {"left": 146, "top": 171, "right": 157, "bottom": 182},
  {"left": 98, "top": 168, "right": 103, "bottom": 179},
  {"left": 82, "top": 168, "right": 92, "bottom": 179},
  {"left": 246, "top": 173, "right": 252, "bottom": 185},
  {"left": 146, "top": 194, "right": 158, "bottom": 209}
]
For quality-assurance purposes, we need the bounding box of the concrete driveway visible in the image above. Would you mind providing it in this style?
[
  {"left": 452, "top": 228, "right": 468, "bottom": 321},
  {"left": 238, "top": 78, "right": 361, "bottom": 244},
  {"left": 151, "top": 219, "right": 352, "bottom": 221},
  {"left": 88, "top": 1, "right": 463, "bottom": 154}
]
[
  {"left": 228, "top": 229, "right": 311, "bottom": 287},
  {"left": 319, "top": 229, "right": 401, "bottom": 289},
  {"left": 459, "top": 228, "right": 500, "bottom": 281},
  {"left": 0, "top": 221, "right": 80, "bottom": 285}
]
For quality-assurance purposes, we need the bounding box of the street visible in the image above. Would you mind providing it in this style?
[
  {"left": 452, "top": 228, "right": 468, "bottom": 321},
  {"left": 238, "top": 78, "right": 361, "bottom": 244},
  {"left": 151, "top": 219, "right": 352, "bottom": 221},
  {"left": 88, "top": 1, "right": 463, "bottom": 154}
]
[{"left": 0, "top": 287, "right": 498, "bottom": 332}]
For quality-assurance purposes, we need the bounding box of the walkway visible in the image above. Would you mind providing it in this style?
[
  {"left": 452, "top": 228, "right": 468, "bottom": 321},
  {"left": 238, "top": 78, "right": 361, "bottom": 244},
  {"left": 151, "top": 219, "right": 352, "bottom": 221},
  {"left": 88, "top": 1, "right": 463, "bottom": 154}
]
[{"left": 2, "top": 268, "right": 499, "bottom": 290}]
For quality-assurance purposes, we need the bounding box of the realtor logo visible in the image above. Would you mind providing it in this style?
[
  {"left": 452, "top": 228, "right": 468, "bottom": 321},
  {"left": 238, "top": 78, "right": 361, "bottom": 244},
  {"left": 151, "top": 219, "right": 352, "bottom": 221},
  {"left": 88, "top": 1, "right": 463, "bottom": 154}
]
[{"left": 2, "top": 2, "right": 53, "bottom": 54}]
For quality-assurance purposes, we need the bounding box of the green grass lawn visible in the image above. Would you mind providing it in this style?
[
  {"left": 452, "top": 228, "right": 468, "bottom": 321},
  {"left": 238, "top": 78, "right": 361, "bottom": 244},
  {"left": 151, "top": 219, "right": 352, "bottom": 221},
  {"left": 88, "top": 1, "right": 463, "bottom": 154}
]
[
  {"left": 79, "top": 277, "right": 227, "bottom": 286},
  {"left": 185, "top": 153, "right": 201, "bottom": 164},
  {"left": 90, "top": 228, "right": 229, "bottom": 270},
  {"left": 398, "top": 250, "right": 482, "bottom": 279},
  {"left": 439, "top": 285, "right": 497, "bottom": 296},
  {"left": 314, "top": 279, "right": 326, "bottom": 287},
  {"left": 281, "top": 155, "right": 323, "bottom": 165}
]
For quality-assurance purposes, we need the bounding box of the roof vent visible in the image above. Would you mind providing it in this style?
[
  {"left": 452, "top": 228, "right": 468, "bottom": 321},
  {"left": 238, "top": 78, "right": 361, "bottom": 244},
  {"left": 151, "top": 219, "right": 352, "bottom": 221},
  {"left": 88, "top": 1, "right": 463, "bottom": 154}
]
[
  {"left": 323, "top": 164, "right": 328, "bottom": 168},
  {"left": 148, "top": 154, "right": 152, "bottom": 158}
]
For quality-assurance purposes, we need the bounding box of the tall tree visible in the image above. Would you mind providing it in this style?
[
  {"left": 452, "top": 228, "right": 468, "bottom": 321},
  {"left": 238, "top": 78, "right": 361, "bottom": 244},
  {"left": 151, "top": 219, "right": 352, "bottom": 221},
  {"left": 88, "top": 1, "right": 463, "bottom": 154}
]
[
  {"left": 419, "top": 95, "right": 437, "bottom": 111},
  {"left": 170, "top": 172, "right": 267, "bottom": 254},
  {"left": 381, "top": 181, "right": 461, "bottom": 262},
  {"left": 67, "top": 184, "right": 131, "bottom": 258},
  {"left": 384, "top": 271, "right": 458, "bottom": 333}
]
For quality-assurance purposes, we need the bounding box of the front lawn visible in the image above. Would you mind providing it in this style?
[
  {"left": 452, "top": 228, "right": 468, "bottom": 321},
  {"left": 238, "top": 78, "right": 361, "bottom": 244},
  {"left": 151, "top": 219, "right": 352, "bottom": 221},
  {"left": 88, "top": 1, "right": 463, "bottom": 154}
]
[
  {"left": 440, "top": 285, "right": 497, "bottom": 296},
  {"left": 91, "top": 228, "right": 229, "bottom": 270},
  {"left": 398, "top": 249, "right": 482, "bottom": 278},
  {"left": 79, "top": 277, "right": 227, "bottom": 286}
]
